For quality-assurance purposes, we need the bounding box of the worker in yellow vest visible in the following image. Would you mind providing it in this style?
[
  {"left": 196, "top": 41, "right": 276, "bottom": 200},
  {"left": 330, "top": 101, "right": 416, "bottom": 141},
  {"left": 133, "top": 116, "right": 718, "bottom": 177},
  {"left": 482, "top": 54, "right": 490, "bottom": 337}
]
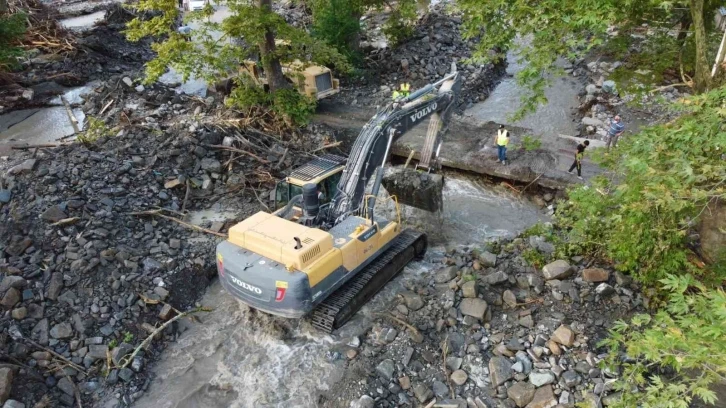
[
  {"left": 400, "top": 82, "right": 410, "bottom": 97},
  {"left": 494, "top": 124, "right": 509, "bottom": 165},
  {"left": 392, "top": 83, "right": 410, "bottom": 100}
]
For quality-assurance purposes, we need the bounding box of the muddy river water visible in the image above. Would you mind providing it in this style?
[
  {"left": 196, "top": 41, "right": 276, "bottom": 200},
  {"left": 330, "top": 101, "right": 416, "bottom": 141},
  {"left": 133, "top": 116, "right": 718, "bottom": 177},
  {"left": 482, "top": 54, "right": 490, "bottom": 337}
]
[{"left": 130, "top": 172, "right": 547, "bottom": 408}]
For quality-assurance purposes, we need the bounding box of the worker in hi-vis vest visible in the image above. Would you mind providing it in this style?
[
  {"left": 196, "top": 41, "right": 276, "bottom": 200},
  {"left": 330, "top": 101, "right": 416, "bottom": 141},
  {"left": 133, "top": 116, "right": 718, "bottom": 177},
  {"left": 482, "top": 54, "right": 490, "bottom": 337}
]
[
  {"left": 392, "top": 83, "right": 411, "bottom": 99},
  {"left": 494, "top": 124, "right": 509, "bottom": 165}
]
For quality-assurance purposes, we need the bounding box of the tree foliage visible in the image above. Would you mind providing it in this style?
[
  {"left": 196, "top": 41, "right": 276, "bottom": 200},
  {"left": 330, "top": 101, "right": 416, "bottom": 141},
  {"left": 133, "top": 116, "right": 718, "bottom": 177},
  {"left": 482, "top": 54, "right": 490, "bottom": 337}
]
[
  {"left": 0, "top": 9, "right": 26, "bottom": 70},
  {"left": 600, "top": 274, "right": 726, "bottom": 407},
  {"left": 458, "top": 0, "right": 725, "bottom": 118},
  {"left": 125, "top": 0, "right": 350, "bottom": 124},
  {"left": 309, "top": 0, "right": 418, "bottom": 63},
  {"left": 556, "top": 86, "right": 726, "bottom": 286}
]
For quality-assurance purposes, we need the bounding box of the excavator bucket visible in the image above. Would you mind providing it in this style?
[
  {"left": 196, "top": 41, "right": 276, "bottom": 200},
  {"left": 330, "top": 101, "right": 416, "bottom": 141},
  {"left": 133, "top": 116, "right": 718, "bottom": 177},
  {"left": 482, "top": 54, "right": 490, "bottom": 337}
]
[{"left": 382, "top": 166, "right": 444, "bottom": 212}]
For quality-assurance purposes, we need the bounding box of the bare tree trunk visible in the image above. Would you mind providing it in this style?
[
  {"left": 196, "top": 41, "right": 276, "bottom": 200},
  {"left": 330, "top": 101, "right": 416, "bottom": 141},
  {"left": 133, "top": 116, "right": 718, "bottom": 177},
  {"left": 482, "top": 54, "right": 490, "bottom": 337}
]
[
  {"left": 689, "top": 0, "right": 711, "bottom": 93},
  {"left": 0, "top": 0, "right": 8, "bottom": 13},
  {"left": 257, "top": 0, "right": 290, "bottom": 92}
]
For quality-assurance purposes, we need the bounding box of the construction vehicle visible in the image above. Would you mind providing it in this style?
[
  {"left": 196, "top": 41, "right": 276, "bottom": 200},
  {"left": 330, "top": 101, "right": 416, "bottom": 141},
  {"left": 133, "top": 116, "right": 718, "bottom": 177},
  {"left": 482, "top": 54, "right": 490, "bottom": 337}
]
[
  {"left": 216, "top": 69, "right": 461, "bottom": 332},
  {"left": 239, "top": 40, "right": 340, "bottom": 100},
  {"left": 240, "top": 60, "right": 340, "bottom": 100}
]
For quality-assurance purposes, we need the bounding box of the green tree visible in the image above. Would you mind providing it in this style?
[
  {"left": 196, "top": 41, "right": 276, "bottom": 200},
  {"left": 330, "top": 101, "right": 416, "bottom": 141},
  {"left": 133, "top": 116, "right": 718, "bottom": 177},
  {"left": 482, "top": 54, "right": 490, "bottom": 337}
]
[
  {"left": 556, "top": 86, "right": 726, "bottom": 286},
  {"left": 126, "top": 0, "right": 350, "bottom": 124},
  {"left": 0, "top": 5, "right": 26, "bottom": 71},
  {"left": 600, "top": 274, "right": 726, "bottom": 407},
  {"left": 458, "top": 0, "right": 724, "bottom": 117},
  {"left": 309, "top": 0, "right": 418, "bottom": 62}
]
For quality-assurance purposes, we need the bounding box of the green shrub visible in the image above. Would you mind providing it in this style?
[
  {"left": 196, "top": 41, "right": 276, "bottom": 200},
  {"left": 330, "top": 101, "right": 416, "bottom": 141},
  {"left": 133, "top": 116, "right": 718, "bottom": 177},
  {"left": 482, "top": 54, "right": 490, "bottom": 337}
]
[
  {"left": 556, "top": 87, "right": 726, "bottom": 287},
  {"left": 78, "top": 116, "right": 113, "bottom": 145},
  {"left": 519, "top": 135, "right": 542, "bottom": 151},
  {"left": 227, "top": 79, "right": 316, "bottom": 126},
  {"left": 521, "top": 248, "right": 546, "bottom": 269}
]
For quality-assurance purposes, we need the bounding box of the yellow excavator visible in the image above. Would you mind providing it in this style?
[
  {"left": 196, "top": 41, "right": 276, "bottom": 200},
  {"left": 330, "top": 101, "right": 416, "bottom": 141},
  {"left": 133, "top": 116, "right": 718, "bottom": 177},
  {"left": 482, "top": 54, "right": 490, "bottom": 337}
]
[{"left": 216, "top": 70, "right": 461, "bottom": 332}]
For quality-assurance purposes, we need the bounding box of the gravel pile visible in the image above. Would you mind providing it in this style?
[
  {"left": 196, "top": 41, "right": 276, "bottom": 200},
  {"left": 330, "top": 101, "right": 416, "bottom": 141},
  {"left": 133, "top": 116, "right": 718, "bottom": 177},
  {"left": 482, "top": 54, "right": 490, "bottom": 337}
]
[{"left": 333, "top": 6, "right": 505, "bottom": 112}]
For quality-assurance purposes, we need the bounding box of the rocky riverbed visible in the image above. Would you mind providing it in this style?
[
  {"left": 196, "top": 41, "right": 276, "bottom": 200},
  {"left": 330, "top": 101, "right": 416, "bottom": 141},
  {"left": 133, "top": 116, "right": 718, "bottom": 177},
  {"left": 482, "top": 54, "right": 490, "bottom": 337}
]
[{"left": 325, "top": 235, "right": 641, "bottom": 408}]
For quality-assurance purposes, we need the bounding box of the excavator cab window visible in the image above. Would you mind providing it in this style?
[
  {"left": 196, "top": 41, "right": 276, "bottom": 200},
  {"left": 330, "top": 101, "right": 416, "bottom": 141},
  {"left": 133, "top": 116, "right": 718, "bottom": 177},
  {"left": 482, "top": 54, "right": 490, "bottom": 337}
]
[{"left": 274, "top": 181, "right": 303, "bottom": 210}]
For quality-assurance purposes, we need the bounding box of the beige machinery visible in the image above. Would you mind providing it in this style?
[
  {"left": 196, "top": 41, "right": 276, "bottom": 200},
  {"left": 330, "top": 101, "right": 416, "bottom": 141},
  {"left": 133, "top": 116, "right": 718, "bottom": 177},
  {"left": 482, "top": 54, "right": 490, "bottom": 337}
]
[
  {"left": 240, "top": 59, "right": 340, "bottom": 100},
  {"left": 217, "top": 71, "right": 461, "bottom": 332}
]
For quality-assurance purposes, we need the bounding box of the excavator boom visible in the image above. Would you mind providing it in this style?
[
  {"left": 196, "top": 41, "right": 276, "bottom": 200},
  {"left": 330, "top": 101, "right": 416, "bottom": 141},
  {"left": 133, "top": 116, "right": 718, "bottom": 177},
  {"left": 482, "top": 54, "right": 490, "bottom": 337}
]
[{"left": 329, "top": 70, "right": 461, "bottom": 218}]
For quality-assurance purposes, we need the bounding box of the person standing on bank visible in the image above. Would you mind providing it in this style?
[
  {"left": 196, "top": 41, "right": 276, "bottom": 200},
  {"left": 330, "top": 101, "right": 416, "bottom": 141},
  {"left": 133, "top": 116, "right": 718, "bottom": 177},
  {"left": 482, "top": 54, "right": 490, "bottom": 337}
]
[
  {"left": 606, "top": 115, "right": 625, "bottom": 150},
  {"left": 568, "top": 140, "right": 590, "bottom": 179},
  {"left": 494, "top": 124, "right": 509, "bottom": 165}
]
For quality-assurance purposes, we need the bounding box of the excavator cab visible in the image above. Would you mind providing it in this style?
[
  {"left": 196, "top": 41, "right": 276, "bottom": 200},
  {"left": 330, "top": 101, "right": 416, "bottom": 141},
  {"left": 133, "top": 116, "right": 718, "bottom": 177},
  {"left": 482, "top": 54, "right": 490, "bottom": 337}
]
[{"left": 272, "top": 154, "right": 346, "bottom": 221}]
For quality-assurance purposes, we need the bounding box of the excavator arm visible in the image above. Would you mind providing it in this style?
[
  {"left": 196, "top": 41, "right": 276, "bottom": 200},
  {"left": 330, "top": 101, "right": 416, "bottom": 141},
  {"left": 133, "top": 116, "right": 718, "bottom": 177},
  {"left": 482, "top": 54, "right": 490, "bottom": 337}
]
[{"left": 329, "top": 70, "right": 462, "bottom": 223}]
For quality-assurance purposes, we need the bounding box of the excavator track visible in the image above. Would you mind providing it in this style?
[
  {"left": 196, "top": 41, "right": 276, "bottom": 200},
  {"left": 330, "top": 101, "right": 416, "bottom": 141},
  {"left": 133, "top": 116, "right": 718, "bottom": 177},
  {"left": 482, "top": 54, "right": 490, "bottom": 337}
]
[{"left": 310, "top": 229, "right": 427, "bottom": 333}]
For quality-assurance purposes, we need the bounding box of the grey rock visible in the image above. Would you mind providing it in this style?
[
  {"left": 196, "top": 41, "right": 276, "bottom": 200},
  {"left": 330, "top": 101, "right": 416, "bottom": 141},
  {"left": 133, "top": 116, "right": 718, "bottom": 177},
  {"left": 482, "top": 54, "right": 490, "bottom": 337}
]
[
  {"left": 46, "top": 273, "right": 64, "bottom": 300},
  {"left": 515, "top": 351, "right": 532, "bottom": 374},
  {"left": 561, "top": 370, "right": 581, "bottom": 388},
  {"left": 478, "top": 251, "right": 498, "bottom": 267},
  {"left": 413, "top": 383, "right": 433, "bottom": 403},
  {"left": 435, "top": 266, "right": 458, "bottom": 283},
  {"left": 87, "top": 345, "right": 109, "bottom": 360},
  {"left": 200, "top": 158, "right": 222, "bottom": 173},
  {"left": 446, "top": 356, "right": 463, "bottom": 371},
  {"left": 399, "top": 291, "right": 424, "bottom": 311},
  {"left": 131, "top": 356, "right": 144, "bottom": 372},
  {"left": 488, "top": 356, "right": 512, "bottom": 386},
  {"left": 503, "top": 290, "right": 517, "bottom": 308},
  {"left": 529, "top": 371, "right": 556, "bottom": 387},
  {"left": 1, "top": 288, "right": 20, "bottom": 309},
  {"left": 118, "top": 368, "right": 134, "bottom": 382},
  {"left": 0, "top": 276, "right": 26, "bottom": 294},
  {"left": 32, "top": 318, "right": 49, "bottom": 345},
  {"left": 459, "top": 298, "right": 488, "bottom": 320},
  {"left": 57, "top": 376, "right": 75, "bottom": 396},
  {"left": 542, "top": 260, "right": 574, "bottom": 280},
  {"left": 376, "top": 359, "right": 395, "bottom": 380},
  {"left": 41, "top": 205, "right": 67, "bottom": 223},
  {"left": 0, "top": 367, "right": 14, "bottom": 404},
  {"left": 483, "top": 270, "right": 508, "bottom": 285},
  {"left": 602, "top": 80, "right": 617, "bottom": 93},
  {"left": 351, "top": 395, "right": 375, "bottom": 408},
  {"left": 3, "top": 400, "right": 25, "bottom": 408},
  {"left": 586, "top": 84, "right": 600, "bottom": 95},
  {"left": 106, "top": 370, "right": 119, "bottom": 385},
  {"left": 111, "top": 343, "right": 134, "bottom": 365},
  {"left": 596, "top": 283, "right": 616, "bottom": 297},
  {"left": 432, "top": 380, "right": 449, "bottom": 397},
  {"left": 50, "top": 322, "right": 73, "bottom": 339}
]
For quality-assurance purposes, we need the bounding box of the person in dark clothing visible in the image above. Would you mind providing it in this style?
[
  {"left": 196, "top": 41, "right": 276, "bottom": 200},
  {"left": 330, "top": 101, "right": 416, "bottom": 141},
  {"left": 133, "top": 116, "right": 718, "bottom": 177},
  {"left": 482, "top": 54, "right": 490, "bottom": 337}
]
[{"left": 568, "top": 140, "right": 590, "bottom": 179}]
